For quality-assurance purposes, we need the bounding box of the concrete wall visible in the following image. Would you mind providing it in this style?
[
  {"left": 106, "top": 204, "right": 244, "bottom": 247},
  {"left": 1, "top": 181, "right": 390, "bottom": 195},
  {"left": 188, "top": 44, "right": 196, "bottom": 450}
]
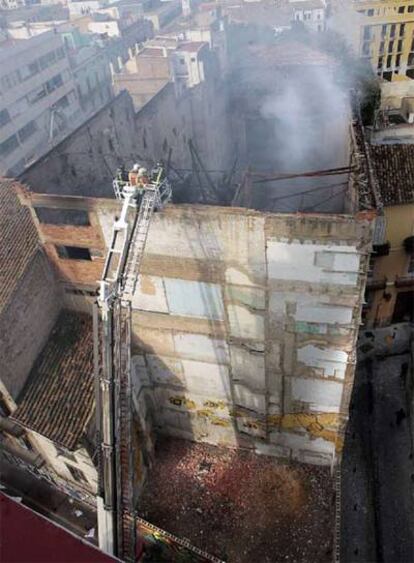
[
  {"left": 106, "top": 205, "right": 372, "bottom": 466},
  {"left": 0, "top": 250, "right": 61, "bottom": 402}
]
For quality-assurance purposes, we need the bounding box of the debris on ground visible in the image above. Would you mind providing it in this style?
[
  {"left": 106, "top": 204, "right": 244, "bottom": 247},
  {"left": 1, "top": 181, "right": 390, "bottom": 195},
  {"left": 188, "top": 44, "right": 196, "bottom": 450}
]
[{"left": 139, "top": 438, "right": 334, "bottom": 562}]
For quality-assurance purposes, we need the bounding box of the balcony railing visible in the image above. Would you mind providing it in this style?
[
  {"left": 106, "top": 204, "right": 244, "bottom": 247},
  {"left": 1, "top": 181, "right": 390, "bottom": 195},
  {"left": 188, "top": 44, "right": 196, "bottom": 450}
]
[{"left": 366, "top": 276, "right": 387, "bottom": 291}]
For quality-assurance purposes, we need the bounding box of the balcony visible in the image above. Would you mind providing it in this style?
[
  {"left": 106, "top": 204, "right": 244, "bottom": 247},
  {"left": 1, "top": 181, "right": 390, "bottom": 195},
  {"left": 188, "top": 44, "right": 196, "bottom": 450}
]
[
  {"left": 395, "top": 273, "right": 414, "bottom": 288},
  {"left": 373, "top": 241, "right": 390, "bottom": 256},
  {"left": 366, "top": 276, "right": 387, "bottom": 291}
]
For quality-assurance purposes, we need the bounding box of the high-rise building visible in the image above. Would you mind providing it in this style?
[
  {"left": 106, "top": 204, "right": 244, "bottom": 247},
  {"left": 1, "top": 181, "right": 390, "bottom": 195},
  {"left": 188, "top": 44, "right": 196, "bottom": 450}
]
[
  {"left": 0, "top": 31, "right": 83, "bottom": 176},
  {"left": 351, "top": 0, "right": 414, "bottom": 81}
]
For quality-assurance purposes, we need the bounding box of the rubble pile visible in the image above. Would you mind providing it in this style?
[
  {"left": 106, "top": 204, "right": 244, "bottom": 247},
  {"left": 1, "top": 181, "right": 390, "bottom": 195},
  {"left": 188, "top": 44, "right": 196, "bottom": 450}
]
[{"left": 139, "top": 438, "right": 334, "bottom": 562}]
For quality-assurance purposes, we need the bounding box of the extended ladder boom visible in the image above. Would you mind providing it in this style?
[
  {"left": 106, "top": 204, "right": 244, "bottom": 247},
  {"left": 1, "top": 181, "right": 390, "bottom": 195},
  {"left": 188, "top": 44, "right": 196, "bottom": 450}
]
[{"left": 95, "top": 166, "right": 171, "bottom": 561}]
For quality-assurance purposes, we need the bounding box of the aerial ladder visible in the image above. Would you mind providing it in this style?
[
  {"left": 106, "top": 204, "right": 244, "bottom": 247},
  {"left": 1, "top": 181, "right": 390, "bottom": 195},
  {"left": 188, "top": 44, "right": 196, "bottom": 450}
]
[{"left": 94, "top": 164, "right": 172, "bottom": 561}]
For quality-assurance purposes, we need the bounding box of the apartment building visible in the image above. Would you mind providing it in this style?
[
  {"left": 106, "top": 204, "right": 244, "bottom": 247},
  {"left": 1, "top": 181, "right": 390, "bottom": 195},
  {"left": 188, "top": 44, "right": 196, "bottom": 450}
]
[
  {"left": 0, "top": 32, "right": 83, "bottom": 176},
  {"left": 351, "top": 0, "right": 414, "bottom": 81},
  {"left": 0, "top": 0, "right": 25, "bottom": 9},
  {"left": 290, "top": 0, "right": 327, "bottom": 32},
  {"left": 364, "top": 145, "right": 414, "bottom": 326}
]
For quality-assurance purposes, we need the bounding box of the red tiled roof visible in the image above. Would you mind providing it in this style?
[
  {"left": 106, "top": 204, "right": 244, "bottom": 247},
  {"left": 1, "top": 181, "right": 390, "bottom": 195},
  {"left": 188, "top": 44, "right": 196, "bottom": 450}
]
[
  {"left": 0, "top": 493, "right": 115, "bottom": 563},
  {"left": 0, "top": 180, "right": 39, "bottom": 314},
  {"left": 12, "top": 310, "right": 95, "bottom": 450},
  {"left": 370, "top": 144, "right": 414, "bottom": 206}
]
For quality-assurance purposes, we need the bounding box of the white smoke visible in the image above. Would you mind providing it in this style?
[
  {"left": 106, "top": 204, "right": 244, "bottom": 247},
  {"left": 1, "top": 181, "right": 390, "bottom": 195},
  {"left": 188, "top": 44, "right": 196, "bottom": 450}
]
[{"left": 260, "top": 65, "right": 350, "bottom": 173}]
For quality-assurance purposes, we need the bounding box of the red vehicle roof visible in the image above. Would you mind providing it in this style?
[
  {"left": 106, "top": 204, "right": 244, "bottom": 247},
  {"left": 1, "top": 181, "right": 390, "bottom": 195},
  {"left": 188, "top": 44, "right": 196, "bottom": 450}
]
[{"left": 0, "top": 493, "right": 116, "bottom": 563}]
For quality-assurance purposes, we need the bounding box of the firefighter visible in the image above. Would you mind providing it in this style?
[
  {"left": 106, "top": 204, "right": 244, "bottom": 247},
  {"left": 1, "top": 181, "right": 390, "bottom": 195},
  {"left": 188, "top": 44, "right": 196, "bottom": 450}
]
[
  {"left": 137, "top": 167, "right": 149, "bottom": 187},
  {"left": 128, "top": 163, "right": 140, "bottom": 186}
]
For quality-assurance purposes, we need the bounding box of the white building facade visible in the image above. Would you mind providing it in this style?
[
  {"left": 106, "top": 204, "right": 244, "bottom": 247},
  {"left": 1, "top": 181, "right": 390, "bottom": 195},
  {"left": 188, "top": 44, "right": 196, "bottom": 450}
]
[
  {"left": 0, "top": 32, "right": 83, "bottom": 176},
  {"left": 290, "top": 0, "right": 327, "bottom": 32}
]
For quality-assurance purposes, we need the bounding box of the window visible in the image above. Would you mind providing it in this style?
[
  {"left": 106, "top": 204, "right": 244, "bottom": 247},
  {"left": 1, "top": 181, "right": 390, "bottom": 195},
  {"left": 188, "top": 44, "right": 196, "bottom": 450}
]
[
  {"left": 18, "top": 120, "right": 37, "bottom": 143},
  {"left": 0, "top": 109, "right": 11, "bottom": 128},
  {"left": 398, "top": 6, "right": 405, "bottom": 13},
  {"left": 1, "top": 75, "right": 11, "bottom": 91},
  {"left": 363, "top": 26, "right": 371, "bottom": 40},
  {"left": 409, "top": 6, "right": 414, "bottom": 13},
  {"left": 379, "top": 41, "right": 385, "bottom": 54},
  {"left": 381, "top": 24, "right": 387, "bottom": 37},
  {"left": 39, "top": 51, "right": 56, "bottom": 70},
  {"left": 35, "top": 208, "right": 90, "bottom": 225},
  {"left": 26, "top": 61, "right": 40, "bottom": 78},
  {"left": 388, "top": 40, "right": 395, "bottom": 52},
  {"left": 390, "top": 23, "right": 396, "bottom": 37},
  {"left": 45, "top": 74, "right": 63, "bottom": 94},
  {"left": 27, "top": 86, "right": 47, "bottom": 105},
  {"left": 398, "top": 40, "right": 403, "bottom": 52},
  {"left": 392, "top": 291, "right": 413, "bottom": 323},
  {"left": 55, "top": 246, "right": 92, "bottom": 260},
  {"left": 66, "top": 464, "right": 88, "bottom": 484},
  {"left": 396, "top": 54, "right": 401, "bottom": 67},
  {"left": 377, "top": 56, "right": 384, "bottom": 69},
  {"left": 400, "top": 23, "right": 406, "bottom": 36},
  {"left": 0, "top": 392, "right": 11, "bottom": 417},
  {"left": 56, "top": 445, "right": 76, "bottom": 462},
  {"left": 18, "top": 436, "right": 33, "bottom": 451},
  {"left": 387, "top": 54, "right": 393, "bottom": 68},
  {"left": 0, "top": 134, "right": 19, "bottom": 157},
  {"left": 367, "top": 9, "right": 374, "bottom": 16},
  {"left": 408, "top": 254, "right": 414, "bottom": 273},
  {"left": 55, "top": 95, "right": 69, "bottom": 110},
  {"left": 362, "top": 42, "right": 371, "bottom": 56}
]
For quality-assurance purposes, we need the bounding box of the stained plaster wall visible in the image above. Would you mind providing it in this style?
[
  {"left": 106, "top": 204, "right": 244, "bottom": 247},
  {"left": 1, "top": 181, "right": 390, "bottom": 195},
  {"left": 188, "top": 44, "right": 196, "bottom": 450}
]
[
  {"left": 28, "top": 431, "right": 98, "bottom": 494},
  {"left": 95, "top": 204, "right": 373, "bottom": 466}
]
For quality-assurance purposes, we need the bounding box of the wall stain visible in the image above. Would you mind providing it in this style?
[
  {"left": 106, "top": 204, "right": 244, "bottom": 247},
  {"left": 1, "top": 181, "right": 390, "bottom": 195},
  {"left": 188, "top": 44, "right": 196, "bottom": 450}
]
[
  {"left": 168, "top": 396, "right": 196, "bottom": 410},
  {"left": 203, "top": 400, "right": 226, "bottom": 410},
  {"left": 140, "top": 275, "right": 156, "bottom": 295}
]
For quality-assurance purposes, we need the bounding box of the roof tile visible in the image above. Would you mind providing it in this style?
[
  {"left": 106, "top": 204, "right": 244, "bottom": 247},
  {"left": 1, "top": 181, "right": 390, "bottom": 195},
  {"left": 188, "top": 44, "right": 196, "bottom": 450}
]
[
  {"left": 0, "top": 180, "right": 39, "bottom": 313},
  {"left": 12, "top": 310, "right": 95, "bottom": 450},
  {"left": 370, "top": 145, "right": 414, "bottom": 206}
]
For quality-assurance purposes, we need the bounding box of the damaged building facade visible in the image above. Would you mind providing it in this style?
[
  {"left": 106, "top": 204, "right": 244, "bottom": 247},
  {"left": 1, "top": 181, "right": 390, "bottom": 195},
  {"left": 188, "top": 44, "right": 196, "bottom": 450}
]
[
  {"left": 14, "top": 187, "right": 372, "bottom": 468},
  {"left": 9, "top": 81, "right": 376, "bottom": 474}
]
